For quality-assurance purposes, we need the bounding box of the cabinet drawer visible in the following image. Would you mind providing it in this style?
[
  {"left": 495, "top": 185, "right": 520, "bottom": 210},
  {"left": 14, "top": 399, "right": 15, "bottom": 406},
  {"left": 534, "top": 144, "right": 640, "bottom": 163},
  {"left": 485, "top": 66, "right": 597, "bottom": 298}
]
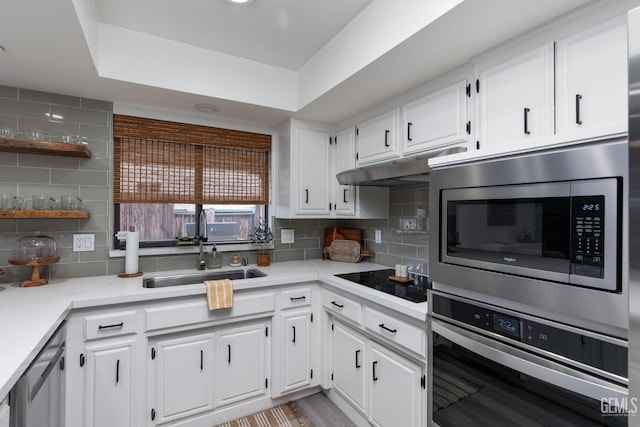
[
  {"left": 280, "top": 287, "right": 312, "bottom": 309},
  {"left": 364, "top": 307, "right": 426, "bottom": 357},
  {"left": 144, "top": 291, "right": 275, "bottom": 332},
  {"left": 322, "top": 289, "right": 362, "bottom": 325},
  {"left": 84, "top": 310, "right": 138, "bottom": 341}
]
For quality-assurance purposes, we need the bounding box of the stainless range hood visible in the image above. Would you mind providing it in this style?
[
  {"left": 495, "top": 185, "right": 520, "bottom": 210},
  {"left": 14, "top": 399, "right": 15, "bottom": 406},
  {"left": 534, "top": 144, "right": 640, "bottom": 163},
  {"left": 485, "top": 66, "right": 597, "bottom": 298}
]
[{"left": 336, "top": 146, "right": 466, "bottom": 187}]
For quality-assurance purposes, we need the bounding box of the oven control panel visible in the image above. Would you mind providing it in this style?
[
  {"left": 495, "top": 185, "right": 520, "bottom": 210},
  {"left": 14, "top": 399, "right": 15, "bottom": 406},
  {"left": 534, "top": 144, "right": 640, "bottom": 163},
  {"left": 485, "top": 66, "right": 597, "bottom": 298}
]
[
  {"left": 571, "top": 195, "right": 604, "bottom": 278},
  {"left": 432, "top": 294, "right": 627, "bottom": 377}
]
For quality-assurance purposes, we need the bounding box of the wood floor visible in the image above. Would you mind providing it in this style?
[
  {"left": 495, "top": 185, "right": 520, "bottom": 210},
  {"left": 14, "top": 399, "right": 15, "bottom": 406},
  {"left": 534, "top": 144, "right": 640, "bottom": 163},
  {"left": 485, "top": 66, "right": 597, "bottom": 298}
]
[{"left": 295, "top": 392, "right": 358, "bottom": 427}]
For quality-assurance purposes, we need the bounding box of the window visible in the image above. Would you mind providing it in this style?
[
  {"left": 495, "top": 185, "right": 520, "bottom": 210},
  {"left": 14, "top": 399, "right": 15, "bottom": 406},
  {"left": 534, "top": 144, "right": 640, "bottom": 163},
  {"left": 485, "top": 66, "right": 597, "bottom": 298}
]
[{"left": 113, "top": 115, "right": 271, "bottom": 248}]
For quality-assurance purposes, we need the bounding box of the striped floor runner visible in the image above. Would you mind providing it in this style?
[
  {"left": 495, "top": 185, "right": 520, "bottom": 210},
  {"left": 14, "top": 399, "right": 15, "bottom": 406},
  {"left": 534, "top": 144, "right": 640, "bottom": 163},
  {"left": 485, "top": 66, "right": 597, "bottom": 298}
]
[
  {"left": 216, "top": 402, "right": 312, "bottom": 427},
  {"left": 432, "top": 352, "right": 483, "bottom": 412}
]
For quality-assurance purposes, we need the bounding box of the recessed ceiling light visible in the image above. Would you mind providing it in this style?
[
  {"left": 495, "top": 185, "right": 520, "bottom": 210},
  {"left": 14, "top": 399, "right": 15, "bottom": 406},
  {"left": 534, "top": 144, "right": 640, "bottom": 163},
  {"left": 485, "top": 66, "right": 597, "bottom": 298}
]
[
  {"left": 194, "top": 103, "right": 221, "bottom": 114},
  {"left": 225, "top": 0, "right": 255, "bottom": 5}
]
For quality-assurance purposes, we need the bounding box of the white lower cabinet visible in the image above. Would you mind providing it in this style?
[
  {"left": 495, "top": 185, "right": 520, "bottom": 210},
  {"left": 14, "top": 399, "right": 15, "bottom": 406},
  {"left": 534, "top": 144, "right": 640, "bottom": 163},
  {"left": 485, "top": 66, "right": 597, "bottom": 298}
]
[
  {"left": 272, "top": 286, "right": 317, "bottom": 398},
  {"left": 215, "top": 321, "right": 269, "bottom": 407},
  {"left": 148, "top": 333, "right": 214, "bottom": 424},
  {"left": 280, "top": 310, "right": 313, "bottom": 393},
  {"left": 62, "top": 283, "right": 425, "bottom": 427},
  {"left": 65, "top": 311, "right": 139, "bottom": 427},
  {"left": 84, "top": 339, "right": 135, "bottom": 427},
  {"left": 369, "top": 343, "right": 423, "bottom": 427},
  {"left": 332, "top": 321, "right": 367, "bottom": 414},
  {"left": 330, "top": 319, "right": 425, "bottom": 427}
]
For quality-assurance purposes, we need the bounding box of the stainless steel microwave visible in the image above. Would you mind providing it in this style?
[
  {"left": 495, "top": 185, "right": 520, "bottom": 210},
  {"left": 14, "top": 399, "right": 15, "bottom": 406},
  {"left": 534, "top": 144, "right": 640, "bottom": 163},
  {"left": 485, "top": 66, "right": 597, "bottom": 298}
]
[
  {"left": 441, "top": 177, "right": 619, "bottom": 291},
  {"left": 429, "top": 138, "right": 629, "bottom": 337}
]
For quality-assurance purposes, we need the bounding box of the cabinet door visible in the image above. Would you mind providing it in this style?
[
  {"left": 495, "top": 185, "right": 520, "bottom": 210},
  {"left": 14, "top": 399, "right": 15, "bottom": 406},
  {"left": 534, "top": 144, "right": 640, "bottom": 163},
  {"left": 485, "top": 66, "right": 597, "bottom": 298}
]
[
  {"left": 281, "top": 310, "right": 312, "bottom": 393},
  {"left": 150, "top": 333, "right": 213, "bottom": 423},
  {"left": 85, "top": 340, "right": 134, "bottom": 427},
  {"left": 476, "top": 44, "right": 554, "bottom": 148},
  {"left": 334, "top": 128, "right": 356, "bottom": 216},
  {"left": 556, "top": 16, "right": 627, "bottom": 134},
  {"left": 403, "top": 80, "right": 468, "bottom": 154},
  {"left": 357, "top": 109, "right": 400, "bottom": 165},
  {"left": 215, "top": 322, "right": 268, "bottom": 407},
  {"left": 369, "top": 343, "right": 423, "bottom": 427},
  {"left": 332, "top": 322, "right": 367, "bottom": 414},
  {"left": 296, "top": 128, "right": 330, "bottom": 215}
]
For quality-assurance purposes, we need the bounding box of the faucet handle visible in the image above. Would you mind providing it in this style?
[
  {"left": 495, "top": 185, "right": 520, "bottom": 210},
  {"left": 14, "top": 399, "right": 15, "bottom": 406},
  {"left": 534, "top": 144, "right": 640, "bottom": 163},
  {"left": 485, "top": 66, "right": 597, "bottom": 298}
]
[{"left": 242, "top": 257, "right": 249, "bottom": 266}]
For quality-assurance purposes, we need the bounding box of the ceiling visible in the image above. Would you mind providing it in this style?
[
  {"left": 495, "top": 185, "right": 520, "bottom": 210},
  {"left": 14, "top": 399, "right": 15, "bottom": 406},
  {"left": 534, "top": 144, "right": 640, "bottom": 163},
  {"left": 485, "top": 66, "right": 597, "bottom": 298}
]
[{"left": 0, "top": 0, "right": 594, "bottom": 129}]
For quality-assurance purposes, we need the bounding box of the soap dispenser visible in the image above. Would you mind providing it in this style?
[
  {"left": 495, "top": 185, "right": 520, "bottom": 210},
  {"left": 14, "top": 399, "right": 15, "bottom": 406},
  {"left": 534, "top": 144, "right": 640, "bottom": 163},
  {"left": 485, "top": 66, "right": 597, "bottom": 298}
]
[{"left": 208, "top": 244, "right": 222, "bottom": 269}]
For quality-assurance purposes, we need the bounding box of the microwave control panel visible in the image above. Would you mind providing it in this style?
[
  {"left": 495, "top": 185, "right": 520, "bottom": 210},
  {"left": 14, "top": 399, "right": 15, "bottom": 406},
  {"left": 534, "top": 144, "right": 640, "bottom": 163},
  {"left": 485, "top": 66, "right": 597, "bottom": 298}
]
[{"left": 571, "top": 195, "right": 604, "bottom": 278}]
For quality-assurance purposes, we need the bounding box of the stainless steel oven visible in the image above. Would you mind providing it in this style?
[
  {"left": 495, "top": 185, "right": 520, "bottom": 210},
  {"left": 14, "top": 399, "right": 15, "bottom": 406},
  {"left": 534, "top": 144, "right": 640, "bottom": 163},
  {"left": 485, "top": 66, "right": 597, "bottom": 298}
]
[
  {"left": 428, "top": 291, "right": 628, "bottom": 427},
  {"left": 429, "top": 138, "right": 629, "bottom": 337}
]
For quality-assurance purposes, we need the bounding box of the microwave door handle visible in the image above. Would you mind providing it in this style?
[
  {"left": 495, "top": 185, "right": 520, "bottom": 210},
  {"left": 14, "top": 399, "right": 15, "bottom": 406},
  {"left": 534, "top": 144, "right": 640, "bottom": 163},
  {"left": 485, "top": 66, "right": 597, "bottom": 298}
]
[{"left": 431, "top": 320, "right": 627, "bottom": 401}]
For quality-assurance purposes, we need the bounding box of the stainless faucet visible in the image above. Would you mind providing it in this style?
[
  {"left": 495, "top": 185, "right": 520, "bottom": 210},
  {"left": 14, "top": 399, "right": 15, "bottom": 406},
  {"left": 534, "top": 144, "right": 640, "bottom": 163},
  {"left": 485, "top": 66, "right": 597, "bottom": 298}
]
[{"left": 197, "top": 210, "right": 208, "bottom": 270}]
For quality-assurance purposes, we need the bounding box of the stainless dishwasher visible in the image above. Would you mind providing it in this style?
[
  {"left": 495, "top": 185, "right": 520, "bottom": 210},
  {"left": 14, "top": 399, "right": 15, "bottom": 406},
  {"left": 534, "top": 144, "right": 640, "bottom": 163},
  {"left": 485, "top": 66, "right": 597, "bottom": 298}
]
[{"left": 10, "top": 322, "right": 65, "bottom": 427}]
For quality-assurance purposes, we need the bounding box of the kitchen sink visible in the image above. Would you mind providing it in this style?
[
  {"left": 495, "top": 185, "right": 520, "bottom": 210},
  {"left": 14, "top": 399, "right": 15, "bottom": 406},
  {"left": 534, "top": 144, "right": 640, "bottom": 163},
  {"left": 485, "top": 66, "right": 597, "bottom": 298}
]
[{"left": 142, "top": 268, "right": 267, "bottom": 288}]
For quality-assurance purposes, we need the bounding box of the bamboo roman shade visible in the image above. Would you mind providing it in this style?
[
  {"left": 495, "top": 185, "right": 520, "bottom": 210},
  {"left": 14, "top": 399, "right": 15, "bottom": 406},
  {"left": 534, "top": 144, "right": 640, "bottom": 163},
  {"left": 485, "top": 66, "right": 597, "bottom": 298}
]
[{"left": 113, "top": 115, "right": 271, "bottom": 204}]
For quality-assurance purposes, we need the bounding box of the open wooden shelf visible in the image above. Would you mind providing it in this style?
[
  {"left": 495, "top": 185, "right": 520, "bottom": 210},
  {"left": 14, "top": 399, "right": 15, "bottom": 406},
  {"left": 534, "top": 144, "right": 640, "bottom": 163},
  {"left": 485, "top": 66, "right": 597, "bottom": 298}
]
[
  {"left": 0, "top": 210, "right": 89, "bottom": 219},
  {"left": 0, "top": 137, "right": 92, "bottom": 158}
]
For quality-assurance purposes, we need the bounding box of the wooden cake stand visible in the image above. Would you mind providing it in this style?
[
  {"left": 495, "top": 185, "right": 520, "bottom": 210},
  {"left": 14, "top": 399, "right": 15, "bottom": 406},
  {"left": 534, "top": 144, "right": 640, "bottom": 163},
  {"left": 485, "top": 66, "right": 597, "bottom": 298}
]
[{"left": 8, "top": 256, "right": 60, "bottom": 287}]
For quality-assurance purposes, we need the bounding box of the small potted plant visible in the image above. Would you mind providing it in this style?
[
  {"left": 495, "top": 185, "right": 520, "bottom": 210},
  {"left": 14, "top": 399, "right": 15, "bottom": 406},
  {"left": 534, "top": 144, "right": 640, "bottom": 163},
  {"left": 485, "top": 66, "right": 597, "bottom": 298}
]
[{"left": 250, "top": 217, "right": 274, "bottom": 266}]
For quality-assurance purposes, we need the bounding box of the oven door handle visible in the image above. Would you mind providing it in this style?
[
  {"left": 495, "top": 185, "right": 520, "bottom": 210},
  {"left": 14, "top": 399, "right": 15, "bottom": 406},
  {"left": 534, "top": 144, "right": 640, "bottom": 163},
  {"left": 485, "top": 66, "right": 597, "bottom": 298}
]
[{"left": 431, "top": 320, "right": 628, "bottom": 401}]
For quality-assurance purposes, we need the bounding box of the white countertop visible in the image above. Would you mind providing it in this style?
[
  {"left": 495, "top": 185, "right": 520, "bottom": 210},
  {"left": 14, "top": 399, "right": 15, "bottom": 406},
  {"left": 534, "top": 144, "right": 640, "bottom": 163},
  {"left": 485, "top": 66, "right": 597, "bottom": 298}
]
[{"left": 0, "top": 259, "right": 428, "bottom": 399}]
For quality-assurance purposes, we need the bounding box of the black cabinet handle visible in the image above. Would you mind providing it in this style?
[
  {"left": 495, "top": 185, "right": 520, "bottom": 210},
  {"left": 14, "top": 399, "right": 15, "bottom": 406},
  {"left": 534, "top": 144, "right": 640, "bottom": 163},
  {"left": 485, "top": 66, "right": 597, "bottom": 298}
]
[
  {"left": 343, "top": 189, "right": 348, "bottom": 203},
  {"left": 407, "top": 122, "right": 413, "bottom": 141},
  {"left": 331, "top": 301, "right": 344, "bottom": 308},
  {"left": 228, "top": 344, "right": 231, "bottom": 363},
  {"left": 524, "top": 108, "right": 531, "bottom": 135},
  {"left": 200, "top": 350, "right": 203, "bottom": 370},
  {"left": 305, "top": 189, "right": 309, "bottom": 204},
  {"left": 355, "top": 350, "right": 361, "bottom": 368},
  {"left": 116, "top": 359, "right": 120, "bottom": 383},
  {"left": 79, "top": 353, "right": 85, "bottom": 367},
  {"left": 98, "top": 322, "right": 123, "bottom": 330},
  {"left": 378, "top": 323, "right": 397, "bottom": 333},
  {"left": 292, "top": 326, "right": 296, "bottom": 343},
  {"left": 372, "top": 361, "right": 378, "bottom": 381},
  {"left": 384, "top": 130, "right": 390, "bottom": 147},
  {"left": 290, "top": 296, "right": 306, "bottom": 301},
  {"left": 576, "top": 94, "right": 583, "bottom": 125}
]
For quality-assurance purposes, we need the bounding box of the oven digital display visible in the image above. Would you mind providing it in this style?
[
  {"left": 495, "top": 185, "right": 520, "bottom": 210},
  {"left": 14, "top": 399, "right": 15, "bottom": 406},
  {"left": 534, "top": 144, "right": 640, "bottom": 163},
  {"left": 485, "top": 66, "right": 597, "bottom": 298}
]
[{"left": 492, "top": 313, "right": 521, "bottom": 339}]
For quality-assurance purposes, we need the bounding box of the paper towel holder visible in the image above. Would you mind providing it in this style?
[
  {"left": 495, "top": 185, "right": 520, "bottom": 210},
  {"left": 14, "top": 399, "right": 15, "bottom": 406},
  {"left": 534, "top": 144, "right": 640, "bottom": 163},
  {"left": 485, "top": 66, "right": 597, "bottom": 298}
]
[{"left": 118, "top": 225, "right": 143, "bottom": 278}]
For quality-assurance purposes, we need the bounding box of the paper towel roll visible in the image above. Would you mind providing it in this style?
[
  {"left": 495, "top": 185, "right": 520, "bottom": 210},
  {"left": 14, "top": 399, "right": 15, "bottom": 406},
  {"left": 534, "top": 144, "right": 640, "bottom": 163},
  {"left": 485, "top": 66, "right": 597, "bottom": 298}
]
[{"left": 125, "top": 228, "right": 139, "bottom": 274}]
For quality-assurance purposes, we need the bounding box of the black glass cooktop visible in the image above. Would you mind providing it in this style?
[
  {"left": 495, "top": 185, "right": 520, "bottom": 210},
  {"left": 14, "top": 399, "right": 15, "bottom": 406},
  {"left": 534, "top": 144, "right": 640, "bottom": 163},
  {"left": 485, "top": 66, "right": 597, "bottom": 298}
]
[{"left": 334, "top": 269, "right": 430, "bottom": 303}]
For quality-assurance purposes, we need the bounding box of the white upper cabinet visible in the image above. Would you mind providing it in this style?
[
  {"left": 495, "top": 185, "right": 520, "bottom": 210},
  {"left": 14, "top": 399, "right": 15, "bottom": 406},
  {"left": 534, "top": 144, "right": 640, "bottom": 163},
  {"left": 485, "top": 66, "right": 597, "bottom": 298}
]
[
  {"left": 333, "top": 127, "right": 356, "bottom": 216},
  {"left": 356, "top": 108, "right": 400, "bottom": 165},
  {"left": 475, "top": 43, "right": 554, "bottom": 149},
  {"left": 296, "top": 128, "right": 331, "bottom": 215},
  {"left": 402, "top": 80, "right": 469, "bottom": 155},
  {"left": 276, "top": 120, "right": 388, "bottom": 219},
  {"left": 556, "top": 16, "right": 628, "bottom": 135},
  {"left": 276, "top": 120, "right": 332, "bottom": 218}
]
